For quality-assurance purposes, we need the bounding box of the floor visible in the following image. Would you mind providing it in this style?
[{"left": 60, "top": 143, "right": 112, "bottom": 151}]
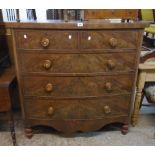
[{"left": 0, "top": 97, "right": 155, "bottom": 146}]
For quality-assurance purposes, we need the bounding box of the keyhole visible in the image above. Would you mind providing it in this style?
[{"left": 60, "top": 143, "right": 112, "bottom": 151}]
[
  {"left": 24, "top": 34, "right": 27, "bottom": 39},
  {"left": 88, "top": 36, "right": 91, "bottom": 41},
  {"left": 69, "top": 35, "right": 72, "bottom": 39}
]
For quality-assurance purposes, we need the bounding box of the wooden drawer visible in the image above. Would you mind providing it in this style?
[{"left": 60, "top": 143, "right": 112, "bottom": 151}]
[
  {"left": 23, "top": 75, "right": 134, "bottom": 98},
  {"left": 15, "top": 30, "right": 138, "bottom": 50},
  {"left": 79, "top": 31, "right": 138, "bottom": 49},
  {"left": 19, "top": 52, "right": 136, "bottom": 74},
  {"left": 15, "top": 30, "right": 78, "bottom": 49},
  {"left": 25, "top": 95, "right": 131, "bottom": 120}
]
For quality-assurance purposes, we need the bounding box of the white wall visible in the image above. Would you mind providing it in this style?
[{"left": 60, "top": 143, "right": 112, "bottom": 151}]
[{"left": 2, "top": 9, "right": 47, "bottom": 22}]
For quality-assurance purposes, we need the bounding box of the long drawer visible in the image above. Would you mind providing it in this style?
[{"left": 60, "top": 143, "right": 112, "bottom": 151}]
[
  {"left": 22, "top": 74, "right": 134, "bottom": 98},
  {"left": 24, "top": 95, "right": 131, "bottom": 120},
  {"left": 19, "top": 52, "right": 137, "bottom": 74},
  {"left": 15, "top": 30, "right": 138, "bottom": 50}
]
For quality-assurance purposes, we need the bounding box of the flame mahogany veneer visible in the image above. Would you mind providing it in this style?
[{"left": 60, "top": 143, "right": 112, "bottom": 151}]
[{"left": 7, "top": 20, "right": 147, "bottom": 138}]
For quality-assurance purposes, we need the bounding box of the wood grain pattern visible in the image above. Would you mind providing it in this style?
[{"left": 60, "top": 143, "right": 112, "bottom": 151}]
[
  {"left": 15, "top": 30, "right": 138, "bottom": 50},
  {"left": 9, "top": 21, "right": 146, "bottom": 135},
  {"left": 24, "top": 95, "right": 131, "bottom": 120},
  {"left": 84, "top": 9, "right": 138, "bottom": 20},
  {"left": 26, "top": 116, "right": 129, "bottom": 133},
  {"left": 23, "top": 75, "right": 134, "bottom": 98},
  {"left": 15, "top": 30, "right": 78, "bottom": 49},
  {"left": 79, "top": 31, "right": 138, "bottom": 49},
  {"left": 19, "top": 52, "right": 137, "bottom": 74},
  {"left": 0, "top": 21, "right": 148, "bottom": 29}
]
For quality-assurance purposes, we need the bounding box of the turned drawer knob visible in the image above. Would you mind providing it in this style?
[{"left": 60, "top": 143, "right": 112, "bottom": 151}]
[
  {"left": 107, "top": 60, "right": 115, "bottom": 70},
  {"left": 105, "top": 82, "right": 112, "bottom": 92},
  {"left": 41, "top": 38, "right": 50, "bottom": 47},
  {"left": 43, "top": 60, "right": 52, "bottom": 70},
  {"left": 48, "top": 106, "right": 54, "bottom": 115},
  {"left": 109, "top": 38, "right": 117, "bottom": 48},
  {"left": 45, "top": 83, "right": 53, "bottom": 92},
  {"left": 104, "top": 105, "right": 111, "bottom": 114}
]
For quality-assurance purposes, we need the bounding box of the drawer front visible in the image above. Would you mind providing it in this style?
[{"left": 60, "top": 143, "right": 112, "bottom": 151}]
[
  {"left": 19, "top": 52, "right": 136, "bottom": 74},
  {"left": 15, "top": 30, "right": 78, "bottom": 49},
  {"left": 80, "top": 31, "right": 138, "bottom": 49},
  {"left": 23, "top": 75, "right": 134, "bottom": 98},
  {"left": 25, "top": 95, "right": 131, "bottom": 120}
]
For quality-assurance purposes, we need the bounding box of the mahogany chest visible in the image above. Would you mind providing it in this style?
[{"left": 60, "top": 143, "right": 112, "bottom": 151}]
[{"left": 9, "top": 21, "right": 147, "bottom": 137}]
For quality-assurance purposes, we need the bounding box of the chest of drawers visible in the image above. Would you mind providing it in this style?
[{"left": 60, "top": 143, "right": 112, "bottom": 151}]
[{"left": 9, "top": 21, "right": 147, "bottom": 137}]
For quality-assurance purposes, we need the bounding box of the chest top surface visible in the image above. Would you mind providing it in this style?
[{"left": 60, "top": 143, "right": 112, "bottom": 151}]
[{"left": 0, "top": 20, "right": 149, "bottom": 30}]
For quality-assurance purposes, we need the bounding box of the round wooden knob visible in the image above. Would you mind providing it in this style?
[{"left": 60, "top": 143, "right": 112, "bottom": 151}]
[
  {"left": 45, "top": 83, "right": 53, "bottom": 92},
  {"left": 41, "top": 38, "right": 50, "bottom": 47},
  {"left": 47, "top": 106, "right": 54, "bottom": 115},
  {"left": 105, "top": 82, "right": 112, "bottom": 92},
  {"left": 43, "top": 60, "right": 52, "bottom": 70},
  {"left": 107, "top": 60, "right": 115, "bottom": 70},
  {"left": 109, "top": 38, "right": 117, "bottom": 48},
  {"left": 104, "top": 105, "right": 111, "bottom": 114}
]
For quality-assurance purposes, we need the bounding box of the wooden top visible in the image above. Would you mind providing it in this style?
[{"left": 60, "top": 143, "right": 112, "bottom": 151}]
[
  {"left": 0, "top": 67, "right": 16, "bottom": 87},
  {"left": 0, "top": 20, "right": 149, "bottom": 29}
]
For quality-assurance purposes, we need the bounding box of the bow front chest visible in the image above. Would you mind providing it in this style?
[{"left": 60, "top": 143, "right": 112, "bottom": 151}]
[{"left": 10, "top": 21, "right": 147, "bottom": 137}]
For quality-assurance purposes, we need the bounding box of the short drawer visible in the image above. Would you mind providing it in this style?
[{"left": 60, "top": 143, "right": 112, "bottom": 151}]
[
  {"left": 15, "top": 30, "right": 78, "bottom": 49},
  {"left": 19, "top": 52, "right": 136, "bottom": 74},
  {"left": 79, "top": 31, "right": 138, "bottom": 49},
  {"left": 23, "top": 74, "right": 134, "bottom": 98},
  {"left": 24, "top": 95, "right": 131, "bottom": 120}
]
